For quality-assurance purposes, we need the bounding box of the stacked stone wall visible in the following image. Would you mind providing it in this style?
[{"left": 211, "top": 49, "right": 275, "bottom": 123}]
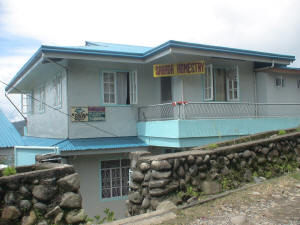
[
  {"left": 0, "top": 163, "right": 85, "bottom": 225},
  {"left": 127, "top": 132, "right": 300, "bottom": 216}
]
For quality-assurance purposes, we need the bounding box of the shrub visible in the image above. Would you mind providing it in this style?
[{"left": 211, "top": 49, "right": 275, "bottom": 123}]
[
  {"left": 2, "top": 166, "right": 16, "bottom": 176},
  {"left": 208, "top": 143, "right": 218, "bottom": 149},
  {"left": 278, "top": 130, "right": 287, "bottom": 135}
]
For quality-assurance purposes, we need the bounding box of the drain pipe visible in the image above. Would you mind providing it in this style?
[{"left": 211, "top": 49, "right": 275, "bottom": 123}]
[{"left": 5, "top": 93, "right": 27, "bottom": 121}]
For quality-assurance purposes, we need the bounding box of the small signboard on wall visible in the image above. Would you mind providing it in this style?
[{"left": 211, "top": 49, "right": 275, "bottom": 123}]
[{"left": 71, "top": 107, "right": 105, "bottom": 122}]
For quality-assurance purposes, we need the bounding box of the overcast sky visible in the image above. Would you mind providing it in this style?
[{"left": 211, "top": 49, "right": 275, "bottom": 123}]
[{"left": 0, "top": 0, "right": 300, "bottom": 121}]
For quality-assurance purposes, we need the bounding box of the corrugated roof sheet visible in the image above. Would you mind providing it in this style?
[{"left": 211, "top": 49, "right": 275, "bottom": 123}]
[
  {"left": 22, "top": 136, "right": 64, "bottom": 147},
  {"left": 0, "top": 110, "right": 24, "bottom": 147},
  {"left": 55, "top": 136, "right": 148, "bottom": 151},
  {"left": 85, "top": 41, "right": 152, "bottom": 54}
]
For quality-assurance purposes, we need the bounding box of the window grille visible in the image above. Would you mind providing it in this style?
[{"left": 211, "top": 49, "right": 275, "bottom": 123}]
[{"left": 101, "top": 159, "right": 130, "bottom": 199}]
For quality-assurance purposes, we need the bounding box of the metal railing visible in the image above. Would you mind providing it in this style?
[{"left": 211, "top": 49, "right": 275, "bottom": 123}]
[{"left": 138, "top": 102, "right": 300, "bottom": 121}]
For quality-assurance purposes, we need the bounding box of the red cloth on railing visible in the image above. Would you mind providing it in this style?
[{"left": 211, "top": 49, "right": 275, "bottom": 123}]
[{"left": 172, "top": 101, "right": 188, "bottom": 106}]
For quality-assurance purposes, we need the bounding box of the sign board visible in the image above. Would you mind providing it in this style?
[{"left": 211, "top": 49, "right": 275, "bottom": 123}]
[
  {"left": 71, "top": 107, "right": 105, "bottom": 122},
  {"left": 153, "top": 61, "right": 205, "bottom": 77}
]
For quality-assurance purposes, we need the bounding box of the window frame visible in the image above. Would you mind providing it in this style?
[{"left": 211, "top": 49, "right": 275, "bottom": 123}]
[
  {"left": 204, "top": 64, "right": 214, "bottom": 101},
  {"left": 53, "top": 73, "right": 62, "bottom": 108},
  {"left": 102, "top": 71, "right": 117, "bottom": 104},
  {"left": 21, "top": 92, "right": 33, "bottom": 114},
  {"left": 101, "top": 70, "right": 138, "bottom": 106},
  {"left": 38, "top": 85, "right": 46, "bottom": 113},
  {"left": 274, "top": 76, "right": 284, "bottom": 88},
  {"left": 226, "top": 66, "right": 240, "bottom": 101},
  {"left": 99, "top": 158, "right": 130, "bottom": 201}
]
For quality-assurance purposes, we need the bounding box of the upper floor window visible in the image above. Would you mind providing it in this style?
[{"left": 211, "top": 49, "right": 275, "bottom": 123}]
[
  {"left": 53, "top": 73, "right": 62, "bottom": 107},
  {"left": 204, "top": 64, "right": 239, "bottom": 102},
  {"left": 102, "top": 71, "right": 137, "bottom": 105},
  {"left": 21, "top": 92, "right": 33, "bottom": 114},
  {"left": 226, "top": 66, "right": 239, "bottom": 101},
  {"left": 38, "top": 86, "right": 45, "bottom": 112},
  {"left": 204, "top": 64, "right": 214, "bottom": 101},
  {"left": 274, "top": 76, "right": 284, "bottom": 88}
]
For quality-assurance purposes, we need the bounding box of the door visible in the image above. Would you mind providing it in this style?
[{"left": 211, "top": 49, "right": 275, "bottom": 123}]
[{"left": 161, "top": 77, "right": 172, "bottom": 103}]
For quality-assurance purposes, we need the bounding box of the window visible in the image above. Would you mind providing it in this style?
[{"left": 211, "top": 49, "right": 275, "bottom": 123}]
[
  {"left": 274, "top": 76, "right": 284, "bottom": 87},
  {"left": 53, "top": 73, "right": 62, "bottom": 107},
  {"left": 298, "top": 80, "right": 300, "bottom": 88},
  {"left": 21, "top": 92, "right": 33, "bottom": 114},
  {"left": 100, "top": 159, "right": 130, "bottom": 199},
  {"left": 38, "top": 86, "right": 45, "bottom": 112},
  {"left": 204, "top": 64, "right": 213, "bottom": 101},
  {"left": 226, "top": 66, "right": 239, "bottom": 101},
  {"left": 102, "top": 71, "right": 137, "bottom": 105}
]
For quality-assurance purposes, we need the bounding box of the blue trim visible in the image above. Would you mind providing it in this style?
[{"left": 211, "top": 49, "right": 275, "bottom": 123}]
[
  {"left": 99, "top": 156, "right": 129, "bottom": 202},
  {"left": 6, "top": 40, "right": 296, "bottom": 92}
]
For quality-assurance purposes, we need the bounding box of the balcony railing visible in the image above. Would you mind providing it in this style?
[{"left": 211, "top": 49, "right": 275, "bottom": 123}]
[{"left": 138, "top": 102, "right": 300, "bottom": 121}]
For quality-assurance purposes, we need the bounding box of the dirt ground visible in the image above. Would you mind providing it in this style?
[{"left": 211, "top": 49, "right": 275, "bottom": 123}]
[{"left": 160, "top": 171, "right": 300, "bottom": 225}]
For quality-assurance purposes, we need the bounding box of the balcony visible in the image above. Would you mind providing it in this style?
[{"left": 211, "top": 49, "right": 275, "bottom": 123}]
[
  {"left": 138, "top": 102, "right": 300, "bottom": 121},
  {"left": 137, "top": 102, "right": 300, "bottom": 148}
]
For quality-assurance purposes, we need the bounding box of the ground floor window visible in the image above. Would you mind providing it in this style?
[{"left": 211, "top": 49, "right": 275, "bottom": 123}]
[{"left": 100, "top": 159, "right": 130, "bottom": 199}]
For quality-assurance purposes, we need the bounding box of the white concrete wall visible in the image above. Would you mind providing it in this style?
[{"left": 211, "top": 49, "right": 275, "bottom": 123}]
[
  {"left": 256, "top": 72, "right": 300, "bottom": 103},
  {"left": 27, "top": 66, "right": 68, "bottom": 138},
  {"left": 181, "top": 61, "right": 255, "bottom": 102},
  {"left": 67, "top": 153, "right": 129, "bottom": 219},
  {"left": 67, "top": 61, "right": 161, "bottom": 138}
]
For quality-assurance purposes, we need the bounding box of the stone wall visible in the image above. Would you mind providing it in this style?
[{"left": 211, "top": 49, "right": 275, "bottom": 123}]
[
  {"left": 0, "top": 163, "right": 85, "bottom": 225},
  {"left": 127, "top": 131, "right": 300, "bottom": 216}
]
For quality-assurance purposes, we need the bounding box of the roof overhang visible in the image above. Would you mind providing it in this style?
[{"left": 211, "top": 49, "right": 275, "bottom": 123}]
[
  {"left": 257, "top": 67, "right": 300, "bottom": 75},
  {"left": 6, "top": 40, "right": 296, "bottom": 93}
]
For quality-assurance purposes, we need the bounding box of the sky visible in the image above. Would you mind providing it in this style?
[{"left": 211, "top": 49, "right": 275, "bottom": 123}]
[{"left": 0, "top": 0, "right": 300, "bottom": 121}]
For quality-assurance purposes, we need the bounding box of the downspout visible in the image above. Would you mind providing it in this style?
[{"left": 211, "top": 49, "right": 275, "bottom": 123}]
[{"left": 253, "top": 71, "right": 258, "bottom": 117}]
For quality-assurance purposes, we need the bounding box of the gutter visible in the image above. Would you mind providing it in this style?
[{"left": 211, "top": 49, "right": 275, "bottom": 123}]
[{"left": 254, "top": 60, "right": 275, "bottom": 72}]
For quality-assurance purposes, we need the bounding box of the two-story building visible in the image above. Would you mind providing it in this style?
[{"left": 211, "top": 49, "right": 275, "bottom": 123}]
[{"left": 5, "top": 40, "right": 300, "bottom": 218}]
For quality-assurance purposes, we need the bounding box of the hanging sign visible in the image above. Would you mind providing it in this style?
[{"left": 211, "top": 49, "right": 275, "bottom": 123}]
[
  {"left": 153, "top": 61, "right": 205, "bottom": 77},
  {"left": 71, "top": 106, "right": 105, "bottom": 122}
]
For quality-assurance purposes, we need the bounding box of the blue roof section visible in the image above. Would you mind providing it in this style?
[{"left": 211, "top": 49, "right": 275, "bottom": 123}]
[
  {"left": 6, "top": 40, "right": 296, "bottom": 92},
  {"left": 85, "top": 41, "right": 152, "bottom": 54},
  {"left": 55, "top": 136, "right": 148, "bottom": 151},
  {"left": 22, "top": 136, "right": 64, "bottom": 147},
  {"left": 0, "top": 110, "right": 24, "bottom": 147}
]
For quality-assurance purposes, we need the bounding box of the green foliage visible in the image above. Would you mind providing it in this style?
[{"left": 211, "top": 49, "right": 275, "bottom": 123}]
[
  {"left": 85, "top": 208, "right": 115, "bottom": 224},
  {"left": 186, "top": 185, "right": 198, "bottom": 197},
  {"left": 2, "top": 166, "right": 16, "bottom": 176},
  {"left": 253, "top": 171, "right": 258, "bottom": 177},
  {"left": 208, "top": 143, "right": 218, "bottom": 149},
  {"left": 278, "top": 130, "right": 287, "bottom": 135}
]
